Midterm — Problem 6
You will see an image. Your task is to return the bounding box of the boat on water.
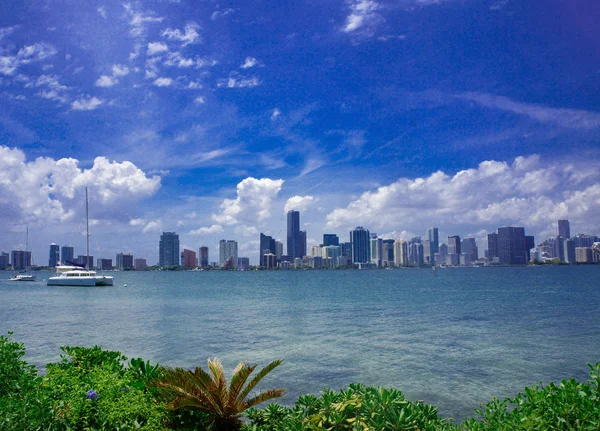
[10,226,36,282]
[47,188,113,287]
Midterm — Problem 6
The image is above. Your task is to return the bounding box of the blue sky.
[1,0,599,265]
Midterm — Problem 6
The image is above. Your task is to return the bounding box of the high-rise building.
[61,245,74,264]
[487,233,498,261]
[408,237,423,266]
[300,231,307,257]
[263,253,277,269]
[11,250,31,270]
[563,238,576,263]
[575,247,593,263]
[134,258,147,270]
[461,238,478,262]
[341,242,352,258]
[558,220,570,239]
[323,245,341,261]
[394,239,408,267]
[448,236,461,255]
[323,234,340,247]
[76,255,94,268]
[98,258,112,270]
[0,252,9,270]
[427,227,439,262]
[382,239,395,267]
[116,253,133,270]
[370,234,383,267]
[286,210,302,260]
[49,243,60,268]
[350,227,370,264]
[182,249,197,269]
[259,233,277,267]
[159,232,180,267]
[275,241,283,259]
[423,240,432,265]
[219,240,238,268]
[436,243,448,265]
[525,235,535,262]
[199,246,209,268]
[237,257,250,270]
[553,236,565,262]
[497,226,526,265]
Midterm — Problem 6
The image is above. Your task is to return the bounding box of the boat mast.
[86,187,90,271]
[25,225,29,271]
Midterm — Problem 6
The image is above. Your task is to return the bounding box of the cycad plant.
[153,358,285,431]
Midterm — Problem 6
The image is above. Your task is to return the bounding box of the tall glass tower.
[350,226,370,263]
[287,210,302,259]
[159,232,180,267]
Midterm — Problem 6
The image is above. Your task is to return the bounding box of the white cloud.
[284,195,315,213]
[124,3,163,38]
[152,77,172,87]
[0,25,19,41]
[189,224,224,235]
[95,75,117,87]
[325,155,600,243]
[112,64,129,77]
[271,108,281,120]
[210,8,235,21]
[0,42,57,76]
[300,158,325,176]
[71,96,103,111]
[161,23,201,46]
[129,218,146,226]
[212,177,284,225]
[187,81,202,89]
[240,56,258,69]
[147,42,169,56]
[97,6,107,18]
[342,0,382,34]
[217,75,261,89]
[194,96,205,104]
[143,220,162,233]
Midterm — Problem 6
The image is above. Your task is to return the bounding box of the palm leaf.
[228,362,257,407]
[241,388,287,410]
[237,359,284,404]
[155,367,223,415]
[208,358,228,413]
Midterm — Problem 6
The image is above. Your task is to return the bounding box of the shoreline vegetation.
[2,333,599,430]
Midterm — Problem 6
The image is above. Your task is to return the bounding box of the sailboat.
[10,226,36,282]
[47,188,114,287]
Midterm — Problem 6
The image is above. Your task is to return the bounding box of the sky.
[1,0,599,265]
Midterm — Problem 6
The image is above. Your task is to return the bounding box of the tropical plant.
[154,358,285,431]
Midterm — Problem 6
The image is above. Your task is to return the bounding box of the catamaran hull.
[47,276,113,286]
[10,276,37,282]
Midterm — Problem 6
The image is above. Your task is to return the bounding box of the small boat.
[10,273,36,282]
[47,188,113,287]
[10,226,36,282]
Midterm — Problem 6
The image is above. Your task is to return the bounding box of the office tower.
[394,239,408,267]
[448,236,461,255]
[275,241,283,259]
[558,220,570,239]
[553,236,565,262]
[436,243,448,265]
[423,240,431,265]
[237,257,250,270]
[487,233,498,261]
[182,249,197,268]
[460,253,472,266]
[497,227,526,265]
[11,250,30,270]
[563,238,576,263]
[116,253,133,270]
[159,232,180,267]
[350,227,370,263]
[370,234,383,267]
[408,238,424,266]
[427,227,439,260]
[61,245,74,264]
[524,235,535,262]
[341,242,352,258]
[461,238,478,262]
[219,240,238,268]
[286,210,302,260]
[259,233,277,267]
[134,258,147,270]
[382,239,395,267]
[262,253,277,269]
[575,247,592,263]
[311,245,322,257]
[323,234,340,247]
[323,245,341,260]
[98,258,112,270]
[76,255,94,268]
[199,246,209,268]
[49,243,60,268]
[300,231,307,257]
[0,252,9,270]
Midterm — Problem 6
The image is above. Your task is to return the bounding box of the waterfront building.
[370,234,383,267]
[382,239,395,267]
[287,210,303,260]
[497,227,527,265]
[49,243,60,268]
[116,253,133,270]
[294,257,302,268]
[311,256,323,269]
[558,219,570,239]
[98,258,112,270]
[0,252,9,270]
[553,236,566,262]
[394,239,408,267]
[437,243,448,265]
[575,247,593,263]
[259,233,277,267]
[219,239,238,268]
[460,253,471,266]
[563,238,576,263]
[525,235,535,262]
[199,246,209,268]
[61,245,74,264]
[11,250,31,270]
[275,241,283,259]
[572,234,598,248]
[134,258,147,270]
[350,227,370,264]
[427,227,439,262]
[408,237,423,266]
[341,242,352,258]
[311,245,322,257]
[323,245,341,261]
[446,253,459,266]
[159,232,180,267]
[280,261,292,270]
[300,231,307,257]
[237,257,250,270]
[182,249,197,269]
[448,236,461,255]
[323,234,340,247]
[461,238,478,262]
[423,240,432,265]
[76,255,94,268]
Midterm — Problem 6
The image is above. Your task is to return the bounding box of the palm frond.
[208,358,228,413]
[241,388,287,410]
[237,359,284,404]
[228,362,257,407]
[155,367,224,415]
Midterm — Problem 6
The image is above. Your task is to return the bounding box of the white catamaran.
[10,226,36,282]
[47,188,114,287]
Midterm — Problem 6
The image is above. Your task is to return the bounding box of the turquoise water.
[1,266,599,420]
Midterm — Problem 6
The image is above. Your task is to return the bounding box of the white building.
[219,240,238,268]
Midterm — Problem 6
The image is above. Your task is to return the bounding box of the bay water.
[1,266,599,421]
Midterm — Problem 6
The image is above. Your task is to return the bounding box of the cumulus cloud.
[240,57,259,69]
[97,6,107,18]
[112,64,129,77]
[123,3,163,38]
[194,96,205,104]
[342,0,382,35]
[143,220,162,233]
[0,146,162,226]
[210,8,235,21]
[0,42,57,76]
[217,74,261,89]
[212,177,284,225]
[325,155,600,242]
[71,96,103,111]
[152,77,172,87]
[161,23,200,46]
[271,108,280,120]
[189,224,224,235]
[95,75,117,87]
[284,195,315,213]
[147,42,169,56]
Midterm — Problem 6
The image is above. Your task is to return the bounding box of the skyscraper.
[116,253,133,270]
[287,210,302,260]
[0,252,9,270]
[427,227,439,261]
[219,240,238,268]
[134,258,147,270]
[323,234,340,247]
[382,239,395,267]
[487,233,498,261]
[159,232,180,267]
[275,241,283,259]
[408,237,423,266]
[558,220,570,239]
[199,246,209,268]
[497,227,526,265]
[461,238,478,261]
[350,227,370,264]
[49,243,60,268]
[182,249,197,268]
[524,235,535,262]
[300,231,307,257]
[370,234,383,267]
[448,236,461,255]
[259,233,277,267]
[394,239,408,267]
[11,250,31,270]
[61,245,74,264]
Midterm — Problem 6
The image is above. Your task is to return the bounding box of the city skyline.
[1,1,600,263]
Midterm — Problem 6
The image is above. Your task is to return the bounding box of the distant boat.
[47,188,114,287]
[10,226,36,282]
